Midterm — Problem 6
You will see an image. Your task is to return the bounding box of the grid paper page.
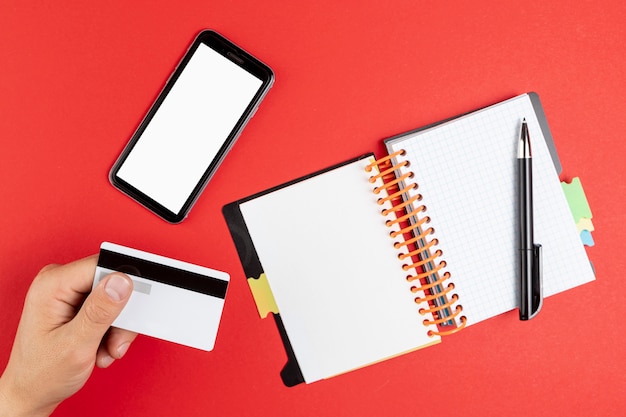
[387,94,595,325]
[240,157,440,383]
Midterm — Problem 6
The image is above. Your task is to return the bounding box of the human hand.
[0,255,137,417]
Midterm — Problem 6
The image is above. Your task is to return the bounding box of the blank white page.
[240,157,440,383]
[387,94,595,325]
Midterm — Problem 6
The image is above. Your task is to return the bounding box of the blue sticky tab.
[580,230,595,247]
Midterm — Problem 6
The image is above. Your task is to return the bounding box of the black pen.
[518,118,543,320]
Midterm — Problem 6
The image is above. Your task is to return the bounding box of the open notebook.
[223,93,595,385]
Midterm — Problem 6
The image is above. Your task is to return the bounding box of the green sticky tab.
[561,177,592,224]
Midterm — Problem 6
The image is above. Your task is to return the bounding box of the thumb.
[73,273,133,346]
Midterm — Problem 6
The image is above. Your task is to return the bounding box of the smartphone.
[110,30,274,223]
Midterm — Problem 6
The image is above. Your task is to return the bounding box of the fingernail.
[100,354,115,368]
[117,341,131,359]
[104,274,132,302]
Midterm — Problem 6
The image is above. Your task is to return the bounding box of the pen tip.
[518,118,531,158]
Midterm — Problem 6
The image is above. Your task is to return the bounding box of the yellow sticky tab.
[247,273,279,318]
[576,217,595,233]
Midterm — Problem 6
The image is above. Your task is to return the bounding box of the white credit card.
[93,242,229,351]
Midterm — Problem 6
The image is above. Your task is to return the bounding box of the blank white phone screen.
[116,43,263,214]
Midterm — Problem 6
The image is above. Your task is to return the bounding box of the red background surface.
[1,1,624,416]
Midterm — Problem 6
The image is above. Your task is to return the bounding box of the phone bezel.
[110,30,274,223]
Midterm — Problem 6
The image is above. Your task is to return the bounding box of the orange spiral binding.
[366,150,467,337]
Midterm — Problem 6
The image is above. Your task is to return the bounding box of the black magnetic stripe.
[97,249,227,299]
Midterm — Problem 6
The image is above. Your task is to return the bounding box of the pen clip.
[528,243,543,319]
